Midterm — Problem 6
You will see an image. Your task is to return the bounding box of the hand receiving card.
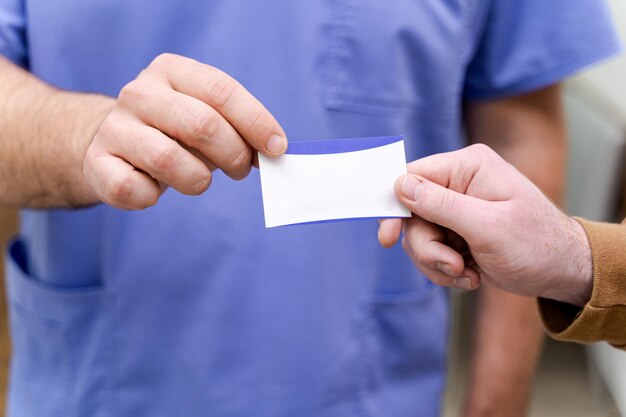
[259,135,411,228]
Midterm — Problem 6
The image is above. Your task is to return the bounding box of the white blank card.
[258,136,411,228]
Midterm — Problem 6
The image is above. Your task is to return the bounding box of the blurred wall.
[565,0,626,222]
[564,0,626,414]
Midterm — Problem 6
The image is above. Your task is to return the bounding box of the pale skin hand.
[0,54,286,209]
[84,53,287,209]
[460,86,563,417]
[378,144,594,307]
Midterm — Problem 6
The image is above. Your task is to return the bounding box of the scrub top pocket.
[359,283,449,417]
[5,239,112,417]
[322,0,467,121]
[8,304,72,417]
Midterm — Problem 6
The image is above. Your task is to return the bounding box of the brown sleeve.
[538,217,626,349]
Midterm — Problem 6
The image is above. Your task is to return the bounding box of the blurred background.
[0,1,625,417]
[445,0,626,415]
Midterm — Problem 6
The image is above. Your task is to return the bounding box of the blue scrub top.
[0,1,620,416]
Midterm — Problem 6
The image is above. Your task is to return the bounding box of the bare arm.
[0,53,286,210]
[0,57,113,208]
[461,85,566,417]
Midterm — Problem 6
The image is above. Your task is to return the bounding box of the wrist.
[0,59,114,208]
[48,91,114,207]
[568,218,594,305]
[542,216,593,306]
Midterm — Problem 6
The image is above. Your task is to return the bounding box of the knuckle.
[190,111,221,143]
[470,143,497,161]
[151,53,177,69]
[108,174,136,206]
[415,251,433,268]
[189,172,212,195]
[468,143,490,154]
[431,187,456,213]
[243,110,267,133]
[228,148,252,178]
[209,75,237,110]
[150,145,179,174]
[118,80,147,103]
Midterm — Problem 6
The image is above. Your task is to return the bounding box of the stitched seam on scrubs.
[464,45,623,100]
[457,0,479,115]
[324,0,354,105]
[353,303,372,417]
[325,90,456,122]
[77,294,115,417]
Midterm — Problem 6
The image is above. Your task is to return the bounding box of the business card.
[259,135,411,228]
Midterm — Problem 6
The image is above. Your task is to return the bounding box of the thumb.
[396,174,490,237]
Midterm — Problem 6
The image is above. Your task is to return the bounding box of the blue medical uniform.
[0,1,620,416]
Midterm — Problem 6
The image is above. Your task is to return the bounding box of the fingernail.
[436,262,454,276]
[453,277,472,290]
[266,134,287,155]
[402,175,423,202]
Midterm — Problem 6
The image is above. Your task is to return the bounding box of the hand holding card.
[258,136,411,228]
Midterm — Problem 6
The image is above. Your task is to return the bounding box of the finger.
[107,121,212,196]
[123,83,252,180]
[406,257,481,291]
[150,54,288,157]
[395,174,491,237]
[400,246,464,289]
[403,216,465,277]
[86,154,161,210]
[378,218,403,248]
[457,266,481,290]
[252,151,259,169]
[405,144,491,191]
[406,144,513,200]
[180,144,217,172]
[416,264,460,288]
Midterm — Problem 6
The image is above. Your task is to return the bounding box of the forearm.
[462,85,566,416]
[464,145,556,416]
[463,289,544,417]
[0,57,114,208]
[540,217,626,346]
